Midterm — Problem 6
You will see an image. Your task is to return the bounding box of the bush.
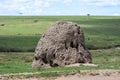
[33,20,39,22]
[0,24,5,26]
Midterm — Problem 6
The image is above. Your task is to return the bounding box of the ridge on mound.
[32,21,92,68]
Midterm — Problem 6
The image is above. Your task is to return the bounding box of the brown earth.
[7,75,120,80]
[1,70,120,80]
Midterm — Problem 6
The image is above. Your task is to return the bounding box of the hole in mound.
[50,60,53,66]
[65,42,68,49]
[53,54,55,57]
[52,63,59,67]
[70,41,79,50]
[42,57,48,64]
[70,41,74,48]
[41,54,48,64]
[35,56,39,60]
[76,43,79,51]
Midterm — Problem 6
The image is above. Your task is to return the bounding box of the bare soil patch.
[1,70,119,80]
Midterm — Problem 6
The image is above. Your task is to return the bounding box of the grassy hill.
[0,16,120,52]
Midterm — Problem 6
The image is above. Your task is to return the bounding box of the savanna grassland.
[0,16,120,77]
[0,16,120,51]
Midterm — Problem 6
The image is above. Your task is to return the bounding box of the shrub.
[33,20,39,22]
[0,24,5,26]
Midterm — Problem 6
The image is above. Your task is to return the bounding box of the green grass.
[0,48,120,75]
[0,36,40,52]
[0,16,120,51]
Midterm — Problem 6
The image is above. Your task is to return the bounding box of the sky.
[0,0,120,16]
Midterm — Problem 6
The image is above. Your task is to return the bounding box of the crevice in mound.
[76,43,79,51]
[70,41,79,51]
[65,42,68,49]
[52,63,59,67]
[42,57,48,64]
[70,41,74,48]
[41,53,48,64]
[35,56,39,60]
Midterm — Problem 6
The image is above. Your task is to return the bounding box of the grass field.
[0,48,120,75]
[0,16,120,51]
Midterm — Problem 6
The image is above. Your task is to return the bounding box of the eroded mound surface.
[32,21,92,68]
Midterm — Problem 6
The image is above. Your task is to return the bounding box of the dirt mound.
[32,21,92,68]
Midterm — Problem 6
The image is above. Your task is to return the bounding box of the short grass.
[0,48,120,75]
[0,36,40,52]
[0,16,120,51]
